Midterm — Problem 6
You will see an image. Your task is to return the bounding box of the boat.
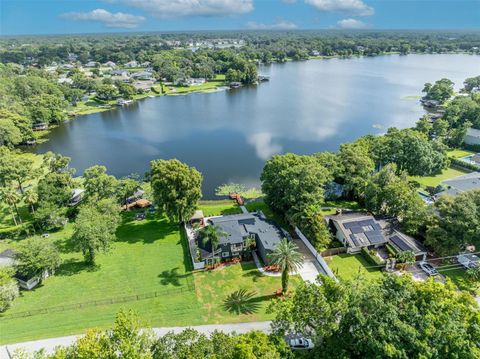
[117,99,134,106]
[258,75,270,82]
[229,82,242,89]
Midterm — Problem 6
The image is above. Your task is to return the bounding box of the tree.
[73,199,120,265]
[0,267,19,312]
[37,172,73,206]
[96,84,119,100]
[0,147,36,193]
[423,78,454,103]
[466,266,480,288]
[292,205,332,251]
[270,275,480,359]
[200,225,227,260]
[463,75,480,93]
[268,239,304,294]
[395,250,416,269]
[0,116,22,147]
[42,151,73,174]
[0,109,33,144]
[83,165,118,201]
[0,187,22,225]
[116,177,140,210]
[426,190,480,256]
[23,189,38,213]
[118,83,137,100]
[28,94,67,124]
[14,237,61,279]
[33,202,67,231]
[52,310,154,359]
[338,141,375,198]
[149,159,202,223]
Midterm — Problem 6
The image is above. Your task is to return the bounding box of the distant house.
[131,71,153,80]
[67,53,78,61]
[464,128,480,145]
[32,123,48,131]
[61,64,75,70]
[58,77,73,85]
[133,80,155,91]
[85,61,97,67]
[111,70,130,77]
[174,77,206,86]
[140,61,151,67]
[435,172,480,199]
[124,61,138,68]
[103,61,116,67]
[68,188,85,206]
[325,212,426,259]
[198,212,285,265]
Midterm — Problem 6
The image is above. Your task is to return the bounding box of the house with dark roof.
[464,127,480,145]
[435,172,480,199]
[198,212,285,265]
[325,212,427,259]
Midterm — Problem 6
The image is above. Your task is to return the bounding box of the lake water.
[35,54,480,198]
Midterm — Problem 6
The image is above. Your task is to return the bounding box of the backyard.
[409,166,470,188]
[325,253,383,281]
[0,201,291,344]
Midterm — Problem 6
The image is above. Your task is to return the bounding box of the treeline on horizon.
[1,30,480,66]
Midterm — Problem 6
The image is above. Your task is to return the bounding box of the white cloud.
[305,0,374,16]
[337,18,368,29]
[123,0,254,19]
[61,9,145,28]
[246,19,298,30]
[247,133,282,160]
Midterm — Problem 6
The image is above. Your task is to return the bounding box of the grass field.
[0,201,292,344]
[447,149,476,159]
[439,267,479,295]
[325,254,383,281]
[198,200,242,217]
[409,166,470,188]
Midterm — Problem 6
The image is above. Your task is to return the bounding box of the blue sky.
[1,0,479,35]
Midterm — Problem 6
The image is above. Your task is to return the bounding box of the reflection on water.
[36,54,480,198]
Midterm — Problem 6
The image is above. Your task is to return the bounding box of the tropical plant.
[0,187,21,225]
[223,289,259,315]
[268,239,304,294]
[395,250,416,269]
[23,189,38,214]
[200,225,227,259]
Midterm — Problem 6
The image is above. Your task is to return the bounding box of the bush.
[0,268,19,312]
[450,158,480,171]
[361,247,384,266]
[385,243,398,258]
[0,224,34,240]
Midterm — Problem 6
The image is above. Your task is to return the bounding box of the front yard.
[0,201,293,344]
[325,254,383,281]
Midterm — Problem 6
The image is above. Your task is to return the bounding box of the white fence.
[294,227,338,281]
[183,224,205,270]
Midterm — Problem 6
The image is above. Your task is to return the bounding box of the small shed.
[0,249,15,268]
[190,210,205,226]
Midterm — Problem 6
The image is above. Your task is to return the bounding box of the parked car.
[419,262,439,276]
[457,253,480,269]
[288,337,315,350]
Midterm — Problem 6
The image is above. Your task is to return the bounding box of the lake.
[35,54,480,198]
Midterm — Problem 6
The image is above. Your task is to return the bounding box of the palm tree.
[23,189,38,214]
[269,238,304,294]
[0,188,22,225]
[200,225,227,261]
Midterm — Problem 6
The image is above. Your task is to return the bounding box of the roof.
[191,210,204,221]
[389,231,427,255]
[208,213,284,249]
[466,127,480,138]
[441,172,480,195]
[327,213,388,249]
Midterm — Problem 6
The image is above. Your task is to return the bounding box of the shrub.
[0,268,19,312]
[450,158,480,171]
[361,247,384,266]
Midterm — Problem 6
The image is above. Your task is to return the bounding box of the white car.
[289,337,315,350]
[419,262,439,276]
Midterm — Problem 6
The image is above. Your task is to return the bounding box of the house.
[140,61,151,67]
[464,127,480,145]
[457,253,480,269]
[131,71,153,80]
[0,249,15,268]
[325,212,426,258]
[111,70,130,77]
[199,212,285,265]
[61,64,75,70]
[58,77,73,85]
[32,123,48,131]
[124,60,138,68]
[326,213,388,253]
[85,61,97,67]
[68,188,85,206]
[174,77,206,86]
[133,80,155,92]
[103,61,116,67]
[435,172,480,199]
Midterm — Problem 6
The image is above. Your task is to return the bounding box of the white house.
[464,128,480,145]
[124,61,138,68]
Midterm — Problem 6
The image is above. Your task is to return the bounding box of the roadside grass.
[439,268,479,295]
[325,254,383,281]
[447,149,476,159]
[193,262,300,323]
[409,166,470,189]
[198,200,242,217]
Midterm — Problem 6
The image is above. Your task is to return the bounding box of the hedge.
[450,158,479,172]
[0,223,33,240]
[463,143,480,152]
[361,247,385,266]
[385,243,399,258]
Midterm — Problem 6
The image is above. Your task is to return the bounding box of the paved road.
[0,321,271,358]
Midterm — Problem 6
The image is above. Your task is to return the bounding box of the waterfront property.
[198,212,286,265]
[464,127,480,145]
[435,172,480,199]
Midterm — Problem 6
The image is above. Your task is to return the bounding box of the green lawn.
[447,149,476,159]
[198,200,242,217]
[439,267,479,295]
[409,166,470,188]
[0,203,291,344]
[325,254,383,281]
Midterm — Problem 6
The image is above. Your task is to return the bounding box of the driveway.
[292,238,323,283]
[0,321,272,358]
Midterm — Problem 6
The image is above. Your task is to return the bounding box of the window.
[231,244,243,252]
[222,252,230,258]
